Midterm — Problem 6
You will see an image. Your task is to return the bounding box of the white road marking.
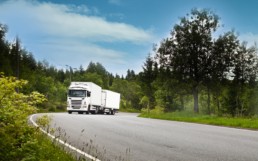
[29,114,101,161]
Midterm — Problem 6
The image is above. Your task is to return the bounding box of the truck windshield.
[68,90,86,97]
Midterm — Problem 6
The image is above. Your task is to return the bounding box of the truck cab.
[67,82,91,114]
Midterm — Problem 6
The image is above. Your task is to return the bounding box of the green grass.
[139,111,258,130]
[32,132,76,161]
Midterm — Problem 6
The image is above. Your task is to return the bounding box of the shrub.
[0,74,75,161]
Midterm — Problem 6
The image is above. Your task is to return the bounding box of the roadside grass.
[139,111,258,130]
[119,107,141,113]
[32,132,76,161]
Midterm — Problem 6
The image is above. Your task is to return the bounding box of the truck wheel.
[68,111,72,114]
[95,107,99,114]
[111,109,115,115]
[88,106,93,114]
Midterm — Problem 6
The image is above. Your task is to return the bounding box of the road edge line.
[29,114,101,161]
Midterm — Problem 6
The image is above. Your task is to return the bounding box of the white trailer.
[87,82,102,107]
[67,82,120,115]
[101,90,120,115]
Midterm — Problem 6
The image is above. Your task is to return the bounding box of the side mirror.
[87,92,91,97]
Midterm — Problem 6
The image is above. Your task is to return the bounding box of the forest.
[1,9,258,117]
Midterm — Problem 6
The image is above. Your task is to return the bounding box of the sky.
[0,0,258,76]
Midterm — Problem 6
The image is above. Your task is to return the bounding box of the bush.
[0,74,74,160]
[150,106,164,114]
[0,74,45,160]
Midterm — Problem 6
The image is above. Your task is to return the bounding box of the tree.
[79,65,84,74]
[8,36,22,81]
[0,24,8,41]
[230,43,258,116]
[86,62,107,76]
[111,78,142,110]
[196,31,240,114]
[139,54,158,108]
[82,72,103,86]
[209,31,240,114]
[126,69,136,81]
[0,74,46,160]
[85,62,110,88]
[157,9,220,113]
[0,24,12,75]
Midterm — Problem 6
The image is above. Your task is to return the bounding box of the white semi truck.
[67,82,120,115]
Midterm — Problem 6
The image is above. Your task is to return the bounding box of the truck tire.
[88,105,94,114]
[68,111,72,114]
[107,109,111,115]
[95,107,99,114]
[111,109,115,115]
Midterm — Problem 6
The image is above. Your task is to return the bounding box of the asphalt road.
[31,113,258,161]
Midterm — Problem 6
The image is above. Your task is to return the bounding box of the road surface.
[31,113,258,161]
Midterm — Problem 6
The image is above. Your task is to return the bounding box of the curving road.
[31,113,258,161]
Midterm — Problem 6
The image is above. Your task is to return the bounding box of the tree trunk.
[217,96,220,115]
[193,86,199,113]
[207,87,211,114]
[180,94,184,110]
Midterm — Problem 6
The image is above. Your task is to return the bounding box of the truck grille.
[71,100,82,109]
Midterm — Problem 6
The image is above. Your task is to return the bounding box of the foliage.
[139,53,158,108]
[0,74,76,161]
[155,9,258,116]
[157,9,220,113]
[36,115,53,132]
[110,78,142,110]
[140,96,150,109]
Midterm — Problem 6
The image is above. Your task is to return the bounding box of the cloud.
[0,0,153,43]
[35,40,127,67]
[0,0,154,75]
